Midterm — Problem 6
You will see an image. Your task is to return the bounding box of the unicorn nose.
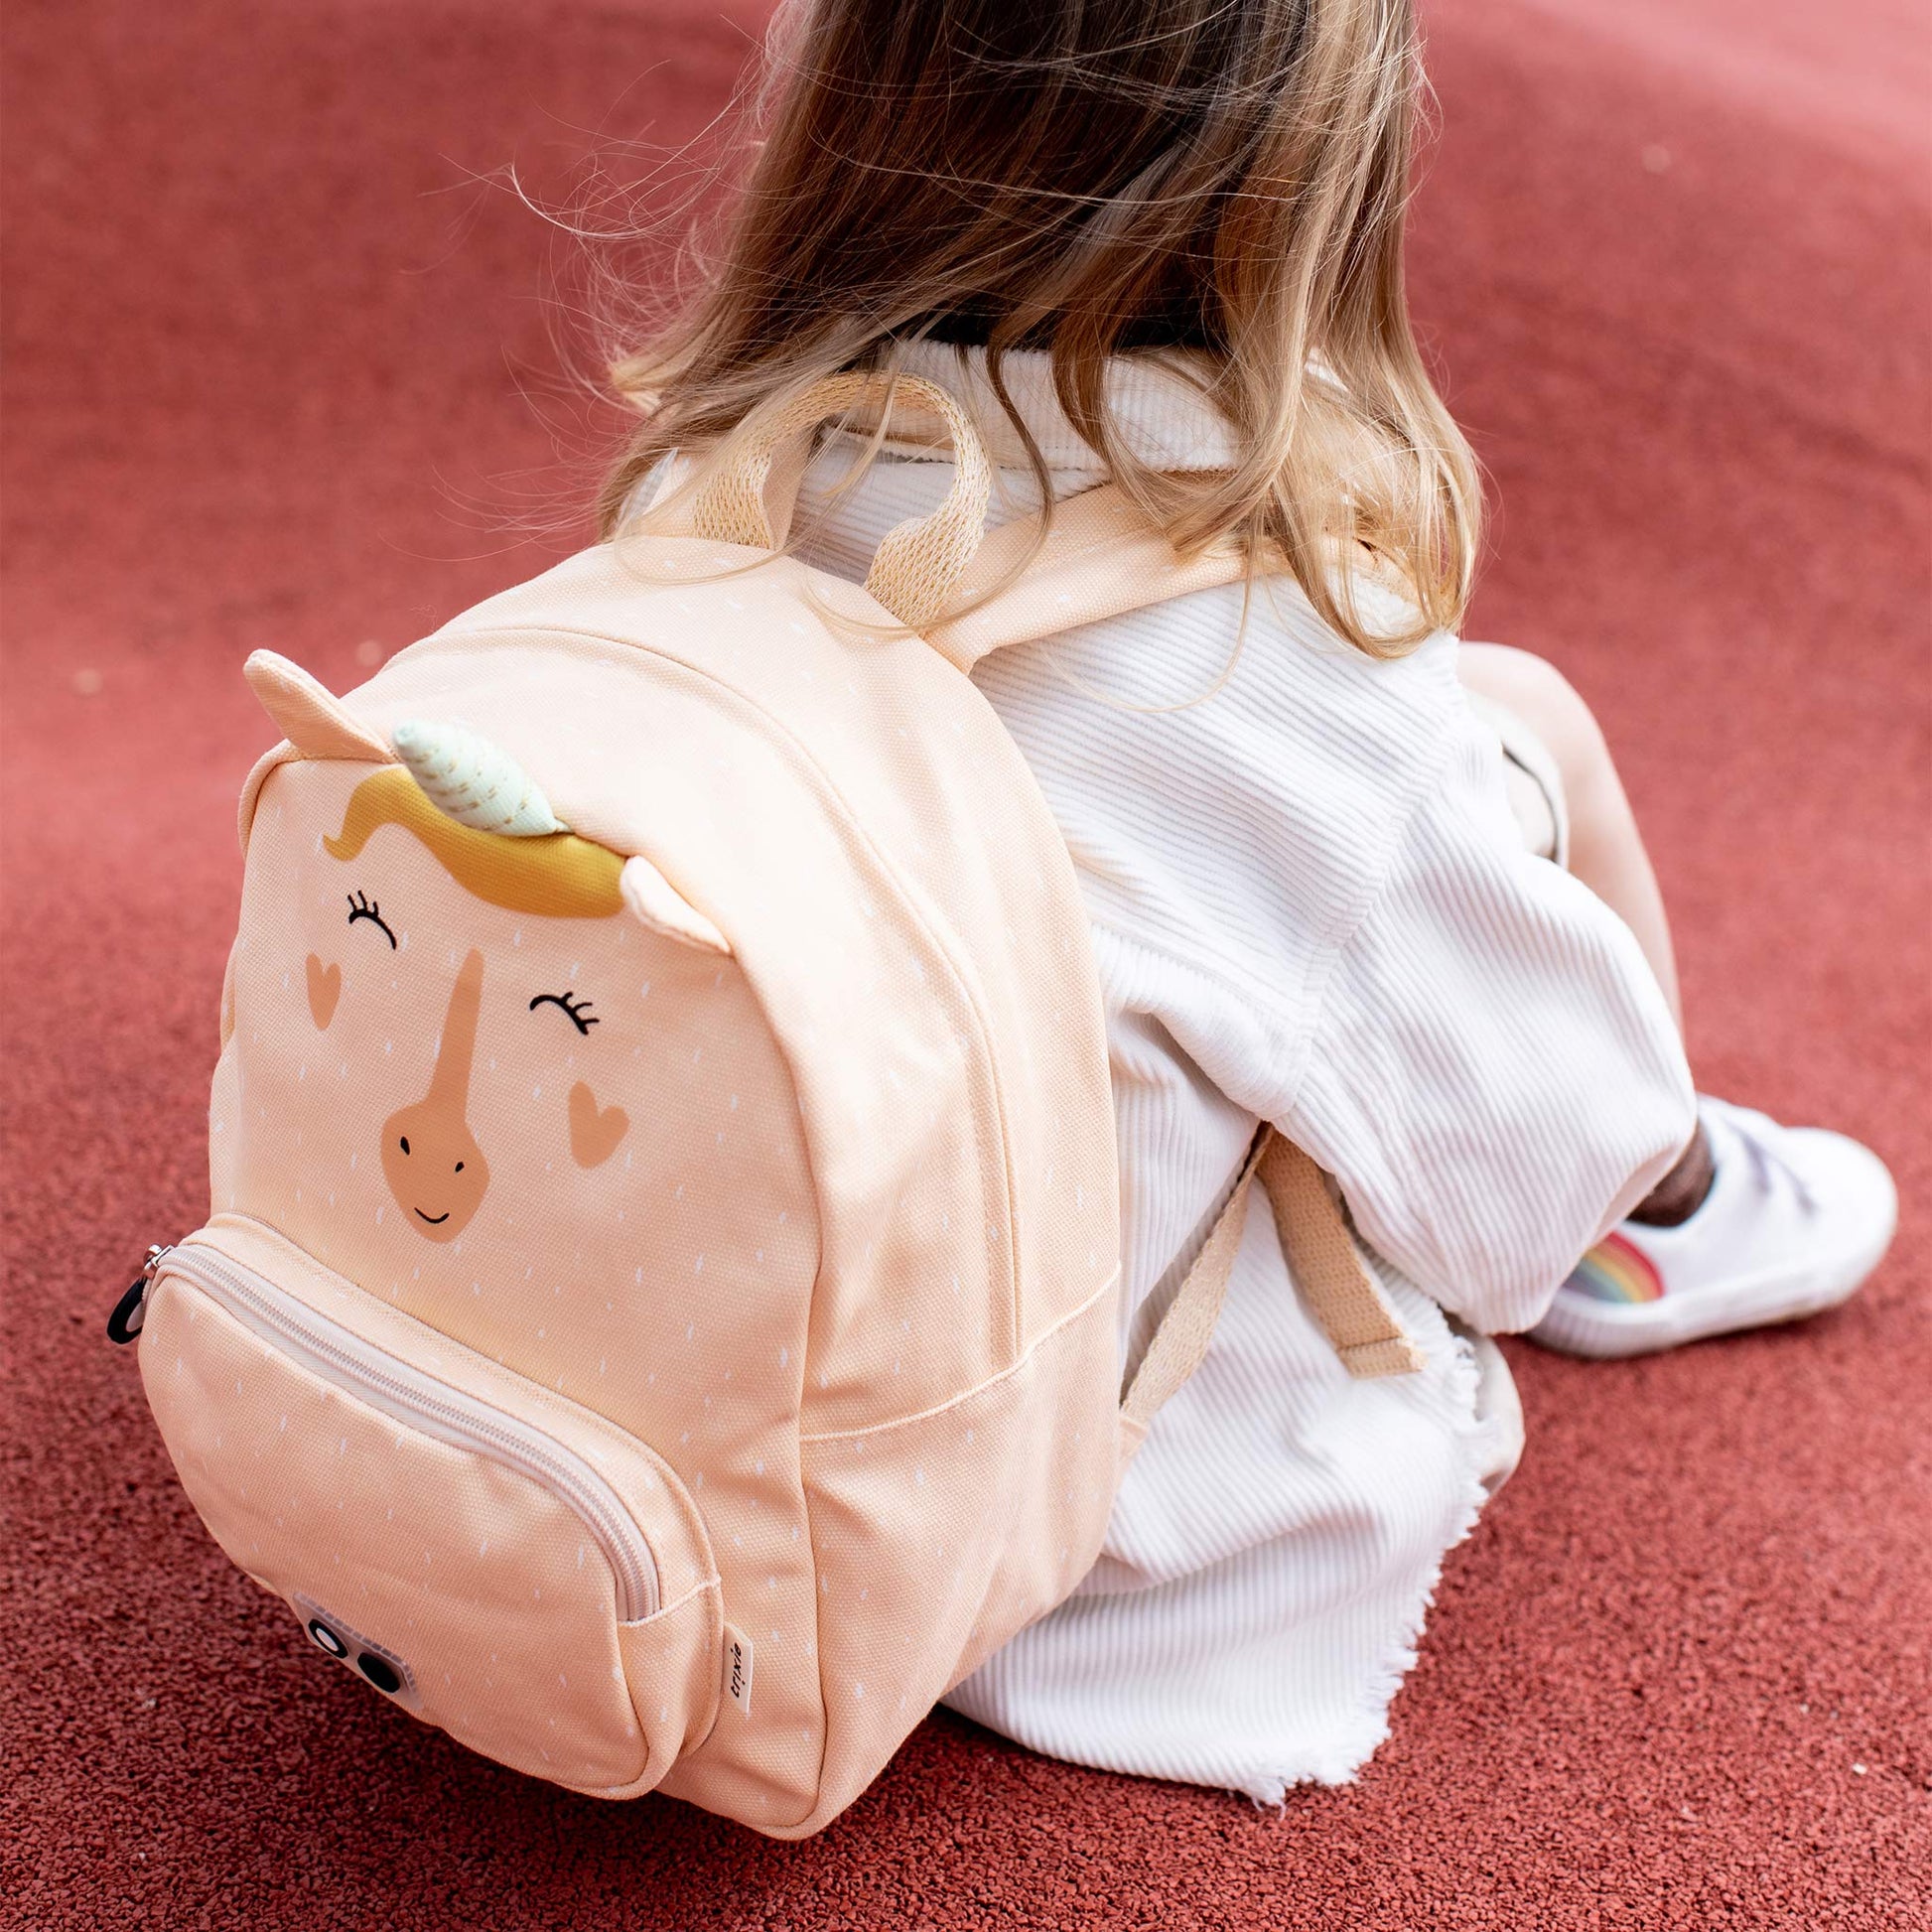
[381,949,490,1243]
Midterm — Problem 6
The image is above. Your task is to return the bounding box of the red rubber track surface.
[3,2,1927,1925]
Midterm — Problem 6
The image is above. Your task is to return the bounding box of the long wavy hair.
[596,0,1480,656]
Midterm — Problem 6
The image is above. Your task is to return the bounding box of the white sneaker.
[1530,1097,1897,1359]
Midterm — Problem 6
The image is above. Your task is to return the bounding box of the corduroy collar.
[862,342,1240,478]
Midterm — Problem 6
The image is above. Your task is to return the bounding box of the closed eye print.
[346,891,397,949]
[529,991,598,1035]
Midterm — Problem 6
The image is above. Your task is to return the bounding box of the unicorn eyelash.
[345,891,396,949]
[529,991,598,1035]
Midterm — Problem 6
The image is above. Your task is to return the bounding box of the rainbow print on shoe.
[1530,1096,1897,1359]
[1564,1232,1665,1305]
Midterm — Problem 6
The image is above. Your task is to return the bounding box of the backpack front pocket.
[138,1222,720,1795]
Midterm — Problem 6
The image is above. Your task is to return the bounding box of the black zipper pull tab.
[107,1244,172,1345]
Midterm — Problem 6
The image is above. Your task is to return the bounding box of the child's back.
[781,344,1688,1795]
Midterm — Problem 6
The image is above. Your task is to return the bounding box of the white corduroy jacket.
[782,344,1691,1799]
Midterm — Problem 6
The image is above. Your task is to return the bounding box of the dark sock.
[1629,1120,1716,1226]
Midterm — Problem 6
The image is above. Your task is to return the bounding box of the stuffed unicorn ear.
[244,650,393,763]
[390,719,566,837]
[621,855,731,955]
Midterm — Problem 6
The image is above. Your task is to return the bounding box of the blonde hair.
[326,768,623,919]
[596,0,1479,657]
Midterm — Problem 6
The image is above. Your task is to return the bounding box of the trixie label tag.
[723,1622,754,1717]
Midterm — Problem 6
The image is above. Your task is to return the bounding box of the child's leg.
[1458,642,1682,1031]
[1457,642,1896,1354]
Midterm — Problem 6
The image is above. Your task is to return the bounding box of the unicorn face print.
[311,750,655,1244]
[212,667,734,1282]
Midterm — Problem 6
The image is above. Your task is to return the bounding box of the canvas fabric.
[131,374,1419,1837]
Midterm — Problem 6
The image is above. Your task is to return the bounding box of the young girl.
[601,0,1897,1799]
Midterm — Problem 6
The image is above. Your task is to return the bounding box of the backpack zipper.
[149,1241,660,1620]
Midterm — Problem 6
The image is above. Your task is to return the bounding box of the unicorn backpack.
[108,375,1419,1835]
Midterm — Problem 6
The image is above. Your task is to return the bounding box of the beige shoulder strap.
[936,489,1424,1429]
[1122,1129,1425,1442]
[1252,1134,1428,1380]
[924,483,1256,673]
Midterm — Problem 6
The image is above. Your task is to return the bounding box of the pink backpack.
[111,376,1419,1835]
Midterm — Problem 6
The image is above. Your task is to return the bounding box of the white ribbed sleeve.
[1286,708,1693,1334]
[970,579,1693,1340]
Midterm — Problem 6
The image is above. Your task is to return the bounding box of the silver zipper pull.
[107,1244,173,1345]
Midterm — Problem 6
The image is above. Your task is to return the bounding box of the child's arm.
[1278,702,1697,1336]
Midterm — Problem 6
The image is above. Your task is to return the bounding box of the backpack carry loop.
[675,371,994,630]
[667,373,1255,648]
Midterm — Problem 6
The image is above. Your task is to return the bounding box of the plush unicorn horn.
[391,720,566,837]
